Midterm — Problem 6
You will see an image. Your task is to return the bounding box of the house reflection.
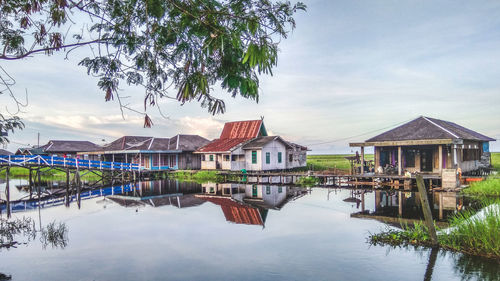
[107,179,205,209]
[197,183,307,227]
[350,190,472,227]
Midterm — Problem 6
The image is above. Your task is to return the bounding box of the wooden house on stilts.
[80,135,209,170]
[349,116,495,180]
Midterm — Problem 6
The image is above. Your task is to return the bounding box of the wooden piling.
[415,174,438,246]
[6,167,10,218]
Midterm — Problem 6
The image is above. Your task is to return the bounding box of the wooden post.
[360,146,365,174]
[438,145,443,174]
[415,174,438,246]
[29,168,33,198]
[398,146,402,176]
[6,167,10,218]
[65,168,70,207]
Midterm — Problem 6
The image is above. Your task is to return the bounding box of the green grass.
[369,199,500,259]
[171,170,222,183]
[491,152,500,173]
[297,176,320,186]
[463,178,500,197]
[0,166,102,181]
[307,154,374,172]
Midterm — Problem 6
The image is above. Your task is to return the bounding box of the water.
[0,179,498,281]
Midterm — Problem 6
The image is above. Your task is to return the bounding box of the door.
[420,149,433,172]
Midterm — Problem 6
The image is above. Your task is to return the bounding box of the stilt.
[6,167,10,218]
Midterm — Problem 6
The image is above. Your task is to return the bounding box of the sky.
[2,0,500,154]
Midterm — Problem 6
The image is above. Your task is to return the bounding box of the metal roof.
[242,136,292,150]
[196,120,265,153]
[219,120,263,139]
[0,149,13,155]
[41,140,101,153]
[365,116,495,142]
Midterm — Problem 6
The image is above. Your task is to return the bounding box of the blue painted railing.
[0,155,140,171]
[0,182,139,213]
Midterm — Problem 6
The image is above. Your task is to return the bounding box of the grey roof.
[242,136,292,150]
[15,147,47,155]
[366,116,496,142]
[99,134,209,152]
[41,140,101,153]
[0,149,13,155]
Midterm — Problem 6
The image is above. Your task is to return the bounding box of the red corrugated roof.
[196,138,251,153]
[201,196,264,226]
[196,120,263,152]
[220,120,262,139]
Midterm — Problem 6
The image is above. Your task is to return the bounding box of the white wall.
[201,153,217,169]
[261,140,287,170]
[245,149,262,171]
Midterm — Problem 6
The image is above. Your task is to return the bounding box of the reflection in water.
[0,217,68,250]
[197,183,308,227]
[451,252,500,281]
[0,178,498,280]
[350,190,478,228]
[107,179,205,209]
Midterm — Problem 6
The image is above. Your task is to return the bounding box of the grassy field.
[492,152,500,173]
[463,178,500,197]
[307,154,374,172]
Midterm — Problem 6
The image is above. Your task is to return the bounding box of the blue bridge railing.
[0,155,140,171]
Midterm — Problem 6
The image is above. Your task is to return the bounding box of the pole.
[415,174,438,246]
[6,167,11,218]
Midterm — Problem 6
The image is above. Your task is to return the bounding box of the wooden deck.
[213,170,443,189]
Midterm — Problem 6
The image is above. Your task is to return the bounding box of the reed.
[369,200,500,259]
[463,178,500,197]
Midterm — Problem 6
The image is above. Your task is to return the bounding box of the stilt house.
[81,134,209,170]
[349,116,495,176]
[195,119,308,171]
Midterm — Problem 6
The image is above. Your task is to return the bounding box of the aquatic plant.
[369,201,500,259]
[171,171,222,183]
[0,217,36,248]
[297,176,319,186]
[0,217,69,250]
[40,221,68,249]
[463,178,500,197]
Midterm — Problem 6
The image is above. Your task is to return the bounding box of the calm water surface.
[0,179,498,281]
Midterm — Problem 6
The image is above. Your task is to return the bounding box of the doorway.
[420,149,433,172]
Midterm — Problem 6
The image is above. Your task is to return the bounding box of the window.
[289,154,293,162]
[278,187,282,193]
[252,151,257,164]
[266,186,271,195]
[266,152,270,164]
[404,150,416,168]
[224,155,230,161]
[278,152,282,163]
[252,185,258,197]
[231,155,237,161]
[209,154,214,161]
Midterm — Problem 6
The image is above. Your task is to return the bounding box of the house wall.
[201,153,217,169]
[245,149,262,171]
[262,140,287,170]
[221,153,232,170]
[244,140,287,171]
[286,149,307,169]
[177,153,202,170]
[231,154,246,171]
